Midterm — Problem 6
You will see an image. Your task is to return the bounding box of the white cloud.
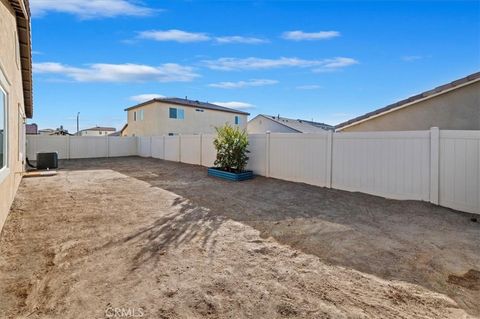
[203,57,358,72]
[215,36,267,44]
[129,94,165,103]
[30,0,155,19]
[138,30,210,43]
[282,30,340,41]
[401,55,423,62]
[33,62,199,82]
[209,79,278,89]
[296,84,322,90]
[313,57,358,72]
[212,101,255,109]
[137,30,267,44]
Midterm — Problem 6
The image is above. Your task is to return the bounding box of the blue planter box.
[208,167,254,181]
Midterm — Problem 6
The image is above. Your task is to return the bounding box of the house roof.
[8,0,33,118]
[108,124,128,136]
[254,114,334,133]
[124,97,250,115]
[81,126,116,132]
[25,123,37,134]
[336,71,480,130]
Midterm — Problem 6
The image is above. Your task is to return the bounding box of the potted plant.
[208,124,253,181]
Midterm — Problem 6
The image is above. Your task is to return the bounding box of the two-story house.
[124,97,249,136]
[78,126,116,136]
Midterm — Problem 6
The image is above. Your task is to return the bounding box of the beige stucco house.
[0,0,33,231]
[124,97,249,136]
[248,114,333,133]
[336,72,480,132]
[78,126,116,137]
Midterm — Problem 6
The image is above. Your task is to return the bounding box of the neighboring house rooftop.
[9,0,33,118]
[80,126,116,132]
[336,71,480,130]
[39,126,71,136]
[109,124,127,136]
[26,123,37,134]
[255,114,334,133]
[124,97,250,115]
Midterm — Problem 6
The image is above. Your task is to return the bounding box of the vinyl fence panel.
[247,134,267,176]
[332,131,431,201]
[151,136,165,159]
[180,135,201,165]
[439,130,480,214]
[164,136,180,162]
[108,137,137,157]
[201,134,216,167]
[137,136,151,157]
[69,136,108,159]
[269,133,330,187]
[27,135,69,159]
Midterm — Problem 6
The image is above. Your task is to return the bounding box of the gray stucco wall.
[247,116,298,133]
[341,81,480,132]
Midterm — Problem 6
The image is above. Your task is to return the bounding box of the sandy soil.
[0,157,479,319]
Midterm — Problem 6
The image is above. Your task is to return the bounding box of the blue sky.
[30,0,480,132]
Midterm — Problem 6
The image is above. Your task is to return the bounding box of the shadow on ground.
[61,157,480,315]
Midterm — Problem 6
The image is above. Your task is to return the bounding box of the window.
[177,108,185,119]
[235,116,240,125]
[133,111,137,121]
[169,108,177,119]
[169,107,184,120]
[139,110,144,121]
[0,84,7,172]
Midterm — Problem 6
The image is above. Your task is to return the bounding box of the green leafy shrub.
[213,124,249,172]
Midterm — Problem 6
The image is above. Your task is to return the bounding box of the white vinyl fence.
[26,135,137,159]
[27,128,480,214]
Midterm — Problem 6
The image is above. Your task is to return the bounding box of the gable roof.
[254,114,334,133]
[336,71,480,130]
[9,0,33,118]
[124,97,250,115]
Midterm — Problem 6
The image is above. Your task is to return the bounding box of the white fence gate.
[27,129,480,214]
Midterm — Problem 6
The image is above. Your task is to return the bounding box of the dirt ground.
[0,157,479,319]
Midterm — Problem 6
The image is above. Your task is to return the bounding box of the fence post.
[66,134,70,160]
[106,135,110,158]
[326,131,333,188]
[149,136,152,158]
[430,127,440,205]
[162,135,166,160]
[178,134,182,162]
[199,134,203,166]
[265,131,271,177]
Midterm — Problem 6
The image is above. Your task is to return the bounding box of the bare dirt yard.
[0,157,479,319]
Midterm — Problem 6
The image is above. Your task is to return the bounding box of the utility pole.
[76,112,80,136]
